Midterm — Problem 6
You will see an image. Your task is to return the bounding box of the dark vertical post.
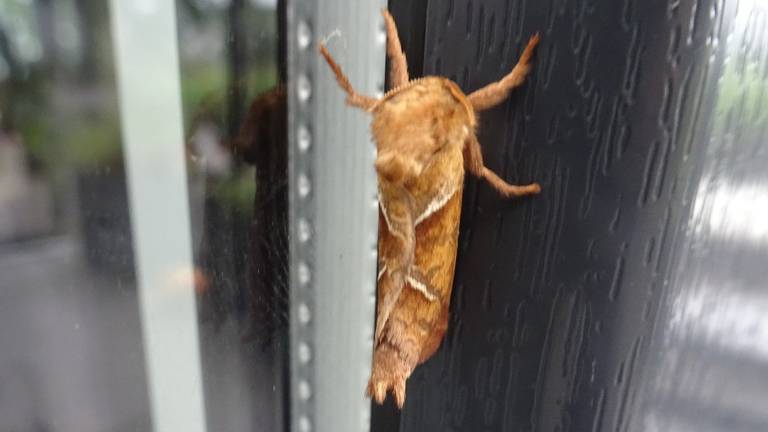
[374,1,747,431]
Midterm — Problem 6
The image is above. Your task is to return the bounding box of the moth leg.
[464,135,541,197]
[481,168,541,197]
[319,44,378,110]
[467,34,540,112]
[382,9,409,88]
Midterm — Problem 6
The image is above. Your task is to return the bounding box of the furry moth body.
[319,10,541,408]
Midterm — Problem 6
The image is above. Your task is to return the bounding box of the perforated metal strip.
[287,3,385,432]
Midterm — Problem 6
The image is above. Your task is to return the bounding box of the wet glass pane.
[0,1,151,430]
[0,1,287,431]
[176,0,287,430]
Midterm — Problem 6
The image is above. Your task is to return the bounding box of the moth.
[319,10,541,408]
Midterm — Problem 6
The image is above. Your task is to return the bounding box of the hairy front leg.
[467,34,540,111]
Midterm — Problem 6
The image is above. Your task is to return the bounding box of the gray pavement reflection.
[0,237,151,432]
[0,235,279,432]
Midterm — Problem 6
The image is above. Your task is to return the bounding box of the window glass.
[0,1,287,431]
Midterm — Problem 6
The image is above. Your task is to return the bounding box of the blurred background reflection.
[632,1,768,431]
[0,0,286,431]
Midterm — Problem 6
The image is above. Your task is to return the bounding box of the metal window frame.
[287,2,385,432]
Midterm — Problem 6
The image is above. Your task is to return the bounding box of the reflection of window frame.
[110,2,206,431]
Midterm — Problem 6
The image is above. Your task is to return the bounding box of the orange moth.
[319,9,541,408]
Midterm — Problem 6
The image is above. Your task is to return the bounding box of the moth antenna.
[320,28,342,45]
[318,43,379,111]
[467,33,540,112]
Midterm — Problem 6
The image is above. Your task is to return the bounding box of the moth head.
[375,151,423,185]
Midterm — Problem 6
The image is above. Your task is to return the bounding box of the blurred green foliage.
[715,59,768,134]
[0,0,278,211]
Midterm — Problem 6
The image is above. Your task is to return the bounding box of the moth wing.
[374,276,403,344]
[374,212,405,343]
